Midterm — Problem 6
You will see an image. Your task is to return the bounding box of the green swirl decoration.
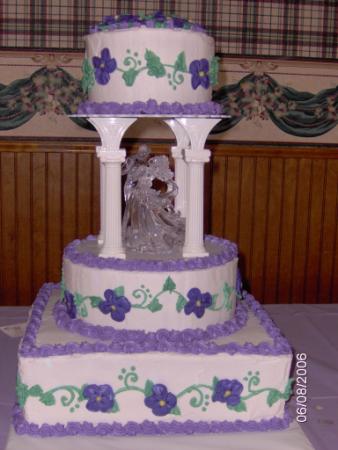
[89,48,217,91]
[66,276,234,317]
[17,368,294,416]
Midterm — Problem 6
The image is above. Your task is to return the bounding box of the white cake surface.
[85,27,215,104]
[17,288,293,429]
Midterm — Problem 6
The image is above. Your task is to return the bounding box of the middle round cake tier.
[61,235,239,337]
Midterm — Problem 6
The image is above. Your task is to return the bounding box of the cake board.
[5,421,314,450]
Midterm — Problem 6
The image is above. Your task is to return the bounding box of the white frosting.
[85,27,214,104]
[63,241,238,331]
[19,291,292,427]
[37,290,267,347]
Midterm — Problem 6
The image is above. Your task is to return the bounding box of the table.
[1,303,337,450]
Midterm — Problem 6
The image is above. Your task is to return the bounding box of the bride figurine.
[122,145,185,256]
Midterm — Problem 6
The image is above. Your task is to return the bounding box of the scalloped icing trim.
[77,99,222,115]
[63,235,238,272]
[13,403,292,437]
[19,283,292,357]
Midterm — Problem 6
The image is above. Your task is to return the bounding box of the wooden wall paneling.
[304,160,326,303]
[319,160,338,303]
[250,157,269,301]
[62,152,77,248]
[31,152,47,301]
[262,158,283,303]
[77,152,93,237]
[290,159,311,303]
[223,156,241,244]
[46,152,62,284]
[0,152,16,305]
[210,155,226,237]
[16,152,32,306]
[276,158,298,304]
[237,157,255,292]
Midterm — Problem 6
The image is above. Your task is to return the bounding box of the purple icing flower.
[184,288,212,318]
[83,384,115,412]
[189,59,210,90]
[212,379,243,406]
[63,290,76,319]
[92,48,117,85]
[98,289,131,322]
[144,384,177,416]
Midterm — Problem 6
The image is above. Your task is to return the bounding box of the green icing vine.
[17,369,293,416]
[82,49,218,92]
[66,276,234,318]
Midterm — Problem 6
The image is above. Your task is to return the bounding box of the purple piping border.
[64,235,238,272]
[19,283,292,357]
[77,99,223,116]
[13,403,292,437]
[53,295,247,346]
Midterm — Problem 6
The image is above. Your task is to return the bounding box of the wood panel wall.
[0,140,337,306]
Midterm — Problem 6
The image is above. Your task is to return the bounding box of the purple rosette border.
[77,99,223,116]
[52,294,248,348]
[19,283,292,357]
[63,235,238,273]
[13,403,292,437]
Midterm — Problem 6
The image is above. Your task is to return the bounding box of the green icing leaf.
[267,389,282,407]
[16,378,29,407]
[122,68,139,86]
[147,298,163,313]
[145,50,166,78]
[79,305,88,318]
[163,276,176,293]
[81,58,95,93]
[114,286,125,297]
[89,296,102,308]
[144,379,154,397]
[73,292,83,307]
[79,385,87,401]
[28,385,43,397]
[211,294,219,308]
[227,399,247,412]
[212,377,219,389]
[209,56,219,86]
[176,294,187,313]
[174,51,187,73]
[111,401,120,413]
[282,378,294,400]
[40,392,56,406]
[171,405,181,416]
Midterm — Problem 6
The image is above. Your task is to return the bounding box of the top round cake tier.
[81,23,219,110]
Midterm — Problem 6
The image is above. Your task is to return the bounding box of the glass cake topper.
[122,145,185,256]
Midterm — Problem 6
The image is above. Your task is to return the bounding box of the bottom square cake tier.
[14,283,293,437]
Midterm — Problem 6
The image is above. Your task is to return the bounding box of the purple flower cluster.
[212,379,243,406]
[63,290,76,319]
[184,287,212,318]
[83,384,115,412]
[144,384,177,416]
[98,289,131,322]
[90,12,206,34]
[189,59,210,90]
[77,99,223,115]
[92,48,117,85]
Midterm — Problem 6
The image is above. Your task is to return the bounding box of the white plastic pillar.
[88,117,137,258]
[164,119,190,217]
[96,147,126,257]
[176,118,222,258]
